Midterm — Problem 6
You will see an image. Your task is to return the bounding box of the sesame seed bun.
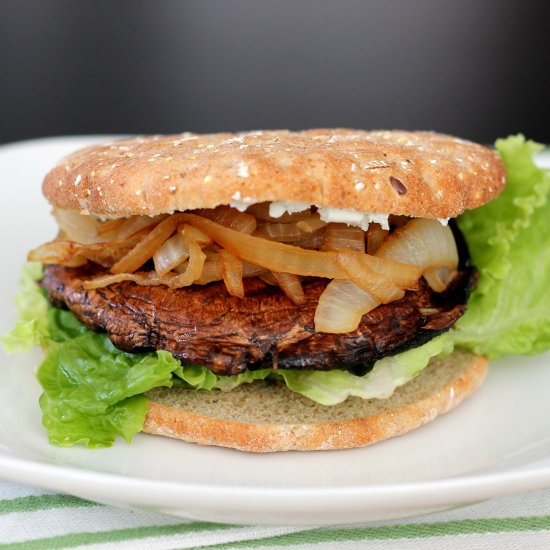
[43,129,505,219]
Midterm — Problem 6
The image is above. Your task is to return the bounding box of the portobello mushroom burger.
[21,129,509,451]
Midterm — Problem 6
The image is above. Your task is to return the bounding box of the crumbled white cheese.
[318,207,390,230]
[268,201,310,218]
[229,192,256,211]
[268,201,389,230]
[231,199,451,229]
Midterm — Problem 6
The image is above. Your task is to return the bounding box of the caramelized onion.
[295,214,326,234]
[423,266,458,292]
[28,241,88,267]
[194,254,223,284]
[166,225,207,287]
[322,223,365,253]
[96,218,126,237]
[314,279,379,333]
[52,209,103,245]
[272,272,306,305]
[377,219,459,282]
[153,233,189,276]
[28,231,146,268]
[336,251,405,303]
[178,213,347,279]
[219,249,244,298]
[111,214,186,274]
[84,270,167,289]
[338,251,421,291]
[196,206,257,234]
[366,223,389,254]
[110,214,167,241]
[254,223,303,242]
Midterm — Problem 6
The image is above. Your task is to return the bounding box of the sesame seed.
[168,186,177,192]
[351,163,357,172]
[74,174,82,186]
[136,189,142,196]
[85,189,91,196]
[203,175,213,183]
[91,171,96,177]
[162,175,171,180]
[374,183,381,190]
[354,181,365,191]
[58,179,63,187]
[429,159,437,165]
[237,161,249,178]
[457,172,464,180]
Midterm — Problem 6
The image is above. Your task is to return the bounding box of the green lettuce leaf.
[455,136,550,358]
[276,334,454,405]
[38,331,181,447]
[0,263,51,353]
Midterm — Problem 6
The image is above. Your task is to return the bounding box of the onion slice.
[219,249,244,298]
[196,206,257,234]
[367,223,389,254]
[178,213,347,279]
[84,271,167,289]
[153,233,190,276]
[423,266,458,292]
[165,225,207,287]
[28,241,88,267]
[272,272,306,305]
[111,214,186,274]
[377,219,458,272]
[335,251,405,303]
[110,214,167,241]
[254,223,303,242]
[52,209,103,245]
[314,279,380,333]
[322,223,365,253]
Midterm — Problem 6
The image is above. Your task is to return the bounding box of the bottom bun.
[143,349,487,452]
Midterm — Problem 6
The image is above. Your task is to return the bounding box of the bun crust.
[143,349,487,452]
[44,130,505,218]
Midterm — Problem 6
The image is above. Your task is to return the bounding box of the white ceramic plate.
[1,137,550,526]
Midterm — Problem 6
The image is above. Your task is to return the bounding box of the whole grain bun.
[44,130,505,219]
[143,349,487,452]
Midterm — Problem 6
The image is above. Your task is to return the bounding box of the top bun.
[43,129,505,218]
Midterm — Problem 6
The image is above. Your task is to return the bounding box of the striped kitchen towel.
[2,481,550,549]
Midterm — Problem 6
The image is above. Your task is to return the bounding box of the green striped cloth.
[2,482,550,549]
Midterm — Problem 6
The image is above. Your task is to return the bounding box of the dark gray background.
[1,0,548,144]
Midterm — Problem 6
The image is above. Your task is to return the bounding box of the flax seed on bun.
[43,129,505,219]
